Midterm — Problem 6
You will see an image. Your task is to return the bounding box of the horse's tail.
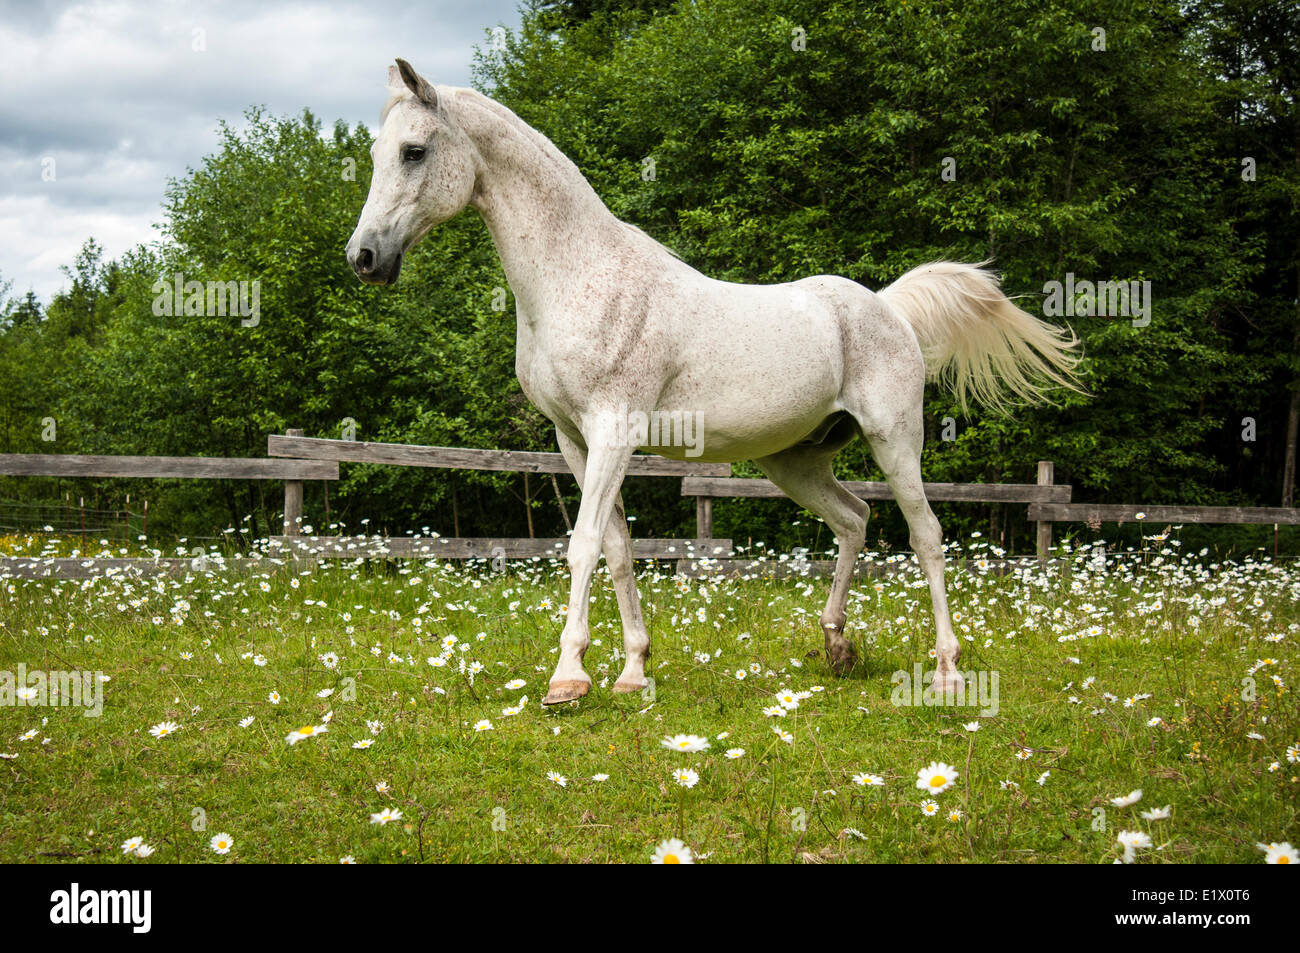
[878,261,1086,413]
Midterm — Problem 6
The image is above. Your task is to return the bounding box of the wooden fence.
[4,436,1299,579]
[266,429,732,560]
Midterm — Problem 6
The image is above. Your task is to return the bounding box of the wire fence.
[0,499,143,538]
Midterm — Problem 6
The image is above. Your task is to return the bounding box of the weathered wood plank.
[0,557,213,579]
[676,556,1052,579]
[683,476,1071,503]
[1028,503,1300,525]
[1036,460,1055,563]
[268,435,730,477]
[0,454,338,481]
[269,536,734,559]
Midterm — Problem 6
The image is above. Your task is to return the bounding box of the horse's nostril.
[356,248,375,273]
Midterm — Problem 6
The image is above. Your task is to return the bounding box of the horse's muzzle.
[349,245,403,286]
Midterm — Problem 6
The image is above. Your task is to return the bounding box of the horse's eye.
[402,146,426,163]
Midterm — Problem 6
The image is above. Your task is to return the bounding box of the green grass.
[0,536,1296,863]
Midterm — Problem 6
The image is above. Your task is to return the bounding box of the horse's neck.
[455,91,622,316]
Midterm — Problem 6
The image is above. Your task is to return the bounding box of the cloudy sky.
[0,0,526,303]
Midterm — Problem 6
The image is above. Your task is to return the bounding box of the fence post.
[696,495,713,545]
[1036,460,1054,565]
[283,428,304,537]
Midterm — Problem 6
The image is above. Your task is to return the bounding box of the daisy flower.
[369,808,402,826]
[661,734,710,753]
[238,716,255,728]
[651,838,694,864]
[915,761,959,795]
[852,772,885,787]
[474,719,494,732]
[1139,805,1171,821]
[209,832,234,854]
[920,799,940,817]
[1110,789,1143,808]
[352,738,374,749]
[724,748,745,759]
[947,809,964,823]
[285,724,327,745]
[547,770,568,788]
[149,721,180,739]
[1260,842,1298,864]
[592,773,609,782]
[1116,830,1151,864]
[673,767,700,788]
[505,679,526,690]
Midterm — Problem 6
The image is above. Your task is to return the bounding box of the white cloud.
[0,0,523,302]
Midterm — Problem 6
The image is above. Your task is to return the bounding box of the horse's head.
[346,59,478,285]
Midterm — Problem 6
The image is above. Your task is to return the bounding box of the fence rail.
[268,535,732,560]
[1027,503,1300,526]
[0,454,337,481]
[267,434,729,477]
[5,438,1298,580]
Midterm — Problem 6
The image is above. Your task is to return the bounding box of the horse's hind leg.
[864,427,964,697]
[752,446,868,673]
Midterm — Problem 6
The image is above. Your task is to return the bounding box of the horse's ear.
[395,58,438,108]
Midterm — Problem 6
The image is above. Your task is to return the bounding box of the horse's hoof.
[542,679,591,706]
[612,678,648,694]
[933,670,965,698]
[827,645,858,676]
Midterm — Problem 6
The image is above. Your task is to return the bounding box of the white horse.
[347,60,1082,706]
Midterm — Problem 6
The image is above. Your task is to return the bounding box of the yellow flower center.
[298,726,313,735]
[664,854,679,864]
[1279,855,1290,864]
[930,775,946,787]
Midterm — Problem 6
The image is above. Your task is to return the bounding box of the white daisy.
[915,761,959,795]
[651,838,693,864]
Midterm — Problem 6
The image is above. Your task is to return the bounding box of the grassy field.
[0,531,1296,864]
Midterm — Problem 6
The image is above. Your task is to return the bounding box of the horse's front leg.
[554,429,651,695]
[541,437,635,706]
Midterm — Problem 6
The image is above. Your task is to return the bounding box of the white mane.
[377,85,683,260]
